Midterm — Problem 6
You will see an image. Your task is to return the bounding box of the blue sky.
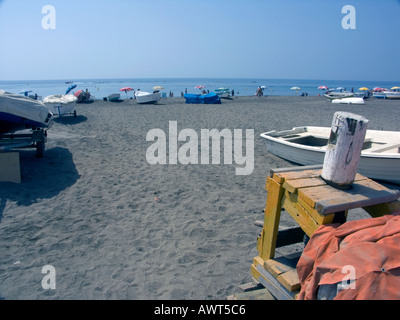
[0,0,399,81]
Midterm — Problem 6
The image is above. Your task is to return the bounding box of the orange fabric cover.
[297,213,400,300]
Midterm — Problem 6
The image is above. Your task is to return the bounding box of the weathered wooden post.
[321,111,369,189]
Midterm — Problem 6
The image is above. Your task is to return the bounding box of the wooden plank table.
[251,165,400,300]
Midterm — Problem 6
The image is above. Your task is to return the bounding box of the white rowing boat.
[135,91,161,104]
[260,126,400,185]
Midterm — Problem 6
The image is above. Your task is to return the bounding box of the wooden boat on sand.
[260,126,400,185]
[135,91,161,104]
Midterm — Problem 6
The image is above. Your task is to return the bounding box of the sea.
[0,78,398,100]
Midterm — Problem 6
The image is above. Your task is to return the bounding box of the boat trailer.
[0,129,48,158]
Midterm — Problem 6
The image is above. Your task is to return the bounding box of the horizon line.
[0,76,399,84]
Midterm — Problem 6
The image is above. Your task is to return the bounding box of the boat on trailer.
[0,90,54,157]
[43,94,77,117]
[260,126,400,185]
[0,90,53,133]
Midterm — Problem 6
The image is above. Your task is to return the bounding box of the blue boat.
[184,92,221,104]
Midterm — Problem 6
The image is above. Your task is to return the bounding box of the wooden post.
[321,112,369,188]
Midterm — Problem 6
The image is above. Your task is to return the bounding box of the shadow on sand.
[0,147,80,221]
[54,114,88,125]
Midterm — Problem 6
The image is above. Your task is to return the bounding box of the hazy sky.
[0,0,399,81]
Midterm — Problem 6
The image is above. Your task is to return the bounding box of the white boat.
[0,90,53,133]
[324,88,354,99]
[135,91,161,104]
[386,89,400,99]
[372,88,390,99]
[43,94,77,116]
[332,97,365,104]
[373,92,387,99]
[260,126,400,185]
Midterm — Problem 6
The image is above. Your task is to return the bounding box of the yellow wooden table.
[251,165,400,300]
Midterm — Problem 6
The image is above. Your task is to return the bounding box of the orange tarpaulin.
[297,213,400,300]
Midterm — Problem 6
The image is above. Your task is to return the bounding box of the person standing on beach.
[232,89,235,97]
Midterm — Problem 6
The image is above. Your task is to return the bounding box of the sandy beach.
[0,95,399,300]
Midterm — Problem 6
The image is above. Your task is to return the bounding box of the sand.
[0,95,399,300]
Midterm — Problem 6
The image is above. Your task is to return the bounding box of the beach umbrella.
[372,87,388,92]
[66,84,77,95]
[153,86,164,90]
[318,86,328,90]
[120,87,133,93]
[391,86,400,90]
[358,87,369,91]
[290,86,301,90]
[120,87,134,98]
[194,85,206,90]
[336,87,345,90]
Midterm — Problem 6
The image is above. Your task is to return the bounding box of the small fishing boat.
[214,88,231,99]
[324,88,354,99]
[260,126,400,184]
[135,91,161,104]
[0,90,53,134]
[43,94,77,116]
[386,88,400,99]
[372,88,389,99]
[373,92,387,99]
[331,97,365,104]
[108,93,121,102]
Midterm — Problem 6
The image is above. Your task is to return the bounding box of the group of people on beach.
[256,86,264,97]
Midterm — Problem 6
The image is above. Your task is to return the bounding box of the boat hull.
[135,91,161,104]
[0,90,53,133]
[44,94,77,116]
[324,92,354,99]
[386,92,400,99]
[332,97,364,104]
[108,93,121,102]
[45,104,75,116]
[260,127,400,185]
